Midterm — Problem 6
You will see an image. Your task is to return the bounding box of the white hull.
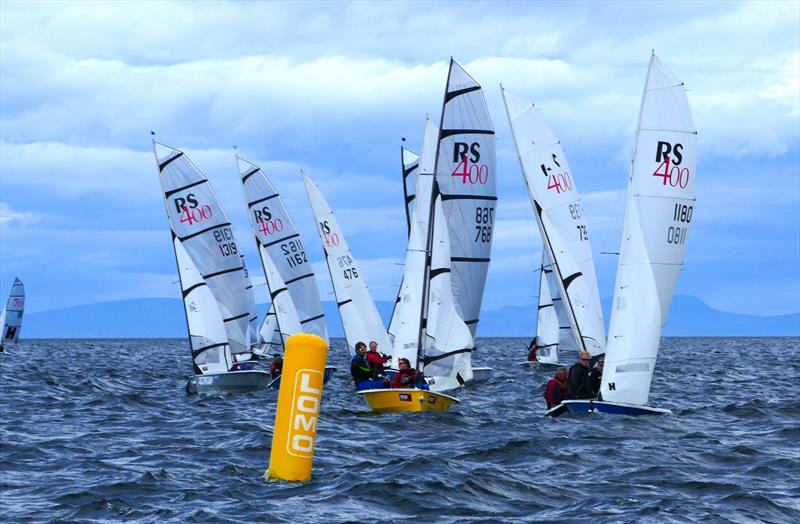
[185,370,271,395]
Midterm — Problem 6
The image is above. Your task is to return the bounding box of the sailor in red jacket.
[366,340,391,373]
[392,358,428,390]
[544,366,569,408]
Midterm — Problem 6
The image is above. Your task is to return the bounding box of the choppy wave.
[1,337,798,523]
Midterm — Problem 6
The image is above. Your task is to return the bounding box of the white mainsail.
[434,59,496,338]
[174,236,231,374]
[389,118,439,340]
[422,191,475,391]
[240,254,260,350]
[237,157,328,343]
[401,146,420,235]
[255,303,282,357]
[601,54,697,406]
[303,172,391,356]
[154,142,251,359]
[1,277,25,345]
[535,254,563,365]
[502,88,606,356]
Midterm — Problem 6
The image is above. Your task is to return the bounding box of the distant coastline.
[21,295,800,338]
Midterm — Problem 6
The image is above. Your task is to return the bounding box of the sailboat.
[558,53,697,416]
[519,253,575,369]
[153,142,270,393]
[501,87,606,368]
[303,172,392,359]
[433,59,497,382]
[236,156,334,386]
[0,277,25,352]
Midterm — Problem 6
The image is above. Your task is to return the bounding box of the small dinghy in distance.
[502,87,607,371]
[0,277,25,353]
[153,142,270,394]
[558,53,696,417]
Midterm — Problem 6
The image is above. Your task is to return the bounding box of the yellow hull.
[358,388,460,413]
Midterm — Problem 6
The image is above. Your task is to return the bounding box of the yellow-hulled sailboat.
[358,388,459,413]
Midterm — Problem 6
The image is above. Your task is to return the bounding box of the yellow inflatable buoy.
[265,333,328,482]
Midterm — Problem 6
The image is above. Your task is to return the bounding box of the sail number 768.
[474,206,494,243]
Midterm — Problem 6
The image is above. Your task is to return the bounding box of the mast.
[415,178,440,374]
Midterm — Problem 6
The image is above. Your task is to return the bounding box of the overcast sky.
[1,0,798,319]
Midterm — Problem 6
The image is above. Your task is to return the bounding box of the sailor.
[544,366,569,408]
[587,358,604,398]
[269,354,283,380]
[351,341,388,391]
[527,338,538,362]
[567,351,593,399]
[366,340,391,373]
[391,357,429,390]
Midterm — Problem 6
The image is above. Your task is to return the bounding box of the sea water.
[1,337,798,522]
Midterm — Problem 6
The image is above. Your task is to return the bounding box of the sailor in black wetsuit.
[567,351,593,400]
[587,358,604,398]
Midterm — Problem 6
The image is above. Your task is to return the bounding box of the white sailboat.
[153,141,269,393]
[236,156,334,385]
[0,277,25,352]
[560,53,697,416]
[502,87,606,368]
[254,303,282,358]
[303,172,392,357]
[520,253,575,368]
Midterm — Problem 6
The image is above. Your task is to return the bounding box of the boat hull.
[358,388,460,413]
[472,366,493,382]
[548,400,672,417]
[517,361,563,370]
[186,370,271,395]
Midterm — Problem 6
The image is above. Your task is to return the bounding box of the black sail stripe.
[285,273,314,285]
[563,272,583,290]
[456,373,466,385]
[247,194,280,208]
[182,282,206,297]
[262,233,300,248]
[249,316,258,321]
[440,129,495,139]
[223,312,249,322]
[337,299,353,308]
[405,195,416,204]
[429,268,450,279]
[241,168,259,183]
[300,314,325,325]
[270,287,288,300]
[444,85,482,104]
[403,164,419,177]
[538,343,558,349]
[179,221,231,242]
[203,266,243,280]
[159,151,185,172]
[451,257,490,263]
[440,194,497,202]
[164,178,204,198]
[191,342,227,359]
[464,319,479,325]
[423,347,473,364]
[538,304,554,310]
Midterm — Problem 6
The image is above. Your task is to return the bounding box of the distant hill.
[19,295,799,339]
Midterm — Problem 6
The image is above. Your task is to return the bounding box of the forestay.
[237,157,328,342]
[502,88,605,356]
[1,277,24,345]
[174,236,232,374]
[303,172,390,356]
[434,59,496,338]
[601,54,697,406]
[389,119,439,341]
[154,142,251,358]
[422,192,474,392]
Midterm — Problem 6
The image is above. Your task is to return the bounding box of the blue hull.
[554,400,671,416]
